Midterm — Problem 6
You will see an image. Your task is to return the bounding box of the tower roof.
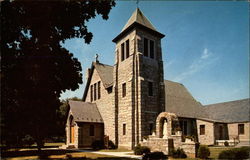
[113,8,164,43]
[121,8,157,32]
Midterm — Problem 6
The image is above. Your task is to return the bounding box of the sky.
[60,1,249,105]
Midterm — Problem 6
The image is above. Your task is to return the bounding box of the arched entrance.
[69,116,74,143]
[156,112,179,138]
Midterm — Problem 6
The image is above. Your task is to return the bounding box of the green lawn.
[208,146,232,159]
[1,143,236,160]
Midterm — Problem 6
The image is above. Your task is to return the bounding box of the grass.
[208,146,232,159]
[2,150,137,160]
[1,143,238,160]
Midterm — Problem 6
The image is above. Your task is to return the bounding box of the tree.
[1,0,115,150]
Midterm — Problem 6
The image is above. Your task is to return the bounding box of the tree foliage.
[1,0,115,150]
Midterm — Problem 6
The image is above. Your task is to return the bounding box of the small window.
[123,124,126,135]
[200,125,205,135]
[107,86,113,94]
[126,39,130,58]
[121,43,125,61]
[94,83,96,101]
[90,125,95,136]
[90,85,93,102]
[149,123,154,135]
[144,38,148,57]
[148,82,153,96]
[98,81,101,99]
[122,83,126,97]
[150,40,154,59]
[238,124,244,135]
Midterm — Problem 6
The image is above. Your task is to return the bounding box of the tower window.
[144,38,148,57]
[122,83,126,97]
[98,81,101,99]
[126,40,130,58]
[200,125,205,135]
[90,85,93,102]
[150,40,154,59]
[238,124,244,135]
[123,124,126,135]
[94,83,96,101]
[148,82,153,96]
[121,43,125,61]
[89,125,95,136]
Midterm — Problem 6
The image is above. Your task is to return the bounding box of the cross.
[95,54,99,63]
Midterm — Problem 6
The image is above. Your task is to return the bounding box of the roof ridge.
[205,98,250,106]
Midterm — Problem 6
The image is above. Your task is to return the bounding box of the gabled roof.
[95,62,113,88]
[69,100,103,123]
[82,62,113,101]
[112,8,165,43]
[121,8,157,33]
[204,99,250,123]
[165,80,208,119]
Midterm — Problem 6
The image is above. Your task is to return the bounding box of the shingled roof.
[82,62,113,101]
[121,8,157,33]
[69,100,103,123]
[94,62,113,88]
[112,8,164,43]
[204,99,250,123]
[165,80,208,119]
[165,80,250,123]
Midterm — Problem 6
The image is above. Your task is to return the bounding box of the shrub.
[172,148,187,158]
[91,140,104,150]
[134,144,151,155]
[108,140,117,149]
[198,145,210,159]
[218,147,250,159]
[224,141,229,146]
[142,151,167,160]
[21,135,34,146]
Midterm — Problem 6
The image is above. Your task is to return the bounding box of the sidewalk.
[78,149,142,159]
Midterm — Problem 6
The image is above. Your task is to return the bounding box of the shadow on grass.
[1,149,138,160]
[1,149,76,158]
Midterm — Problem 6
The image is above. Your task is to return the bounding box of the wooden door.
[70,126,74,143]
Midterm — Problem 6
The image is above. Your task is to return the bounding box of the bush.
[198,145,210,159]
[21,135,34,146]
[172,148,187,158]
[91,140,104,150]
[142,151,167,160]
[224,141,229,146]
[108,140,117,149]
[134,144,151,155]
[218,147,250,159]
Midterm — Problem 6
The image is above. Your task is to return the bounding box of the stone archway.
[156,112,179,138]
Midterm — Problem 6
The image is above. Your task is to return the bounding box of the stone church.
[65,8,250,152]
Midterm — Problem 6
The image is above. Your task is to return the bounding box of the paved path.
[78,149,142,159]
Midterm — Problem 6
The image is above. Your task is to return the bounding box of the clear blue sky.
[60,1,249,105]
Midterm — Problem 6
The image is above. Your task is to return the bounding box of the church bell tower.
[112,8,165,149]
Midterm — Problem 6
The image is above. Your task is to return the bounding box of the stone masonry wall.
[136,30,165,142]
[196,119,214,145]
[85,68,116,143]
[114,30,136,149]
[228,122,250,141]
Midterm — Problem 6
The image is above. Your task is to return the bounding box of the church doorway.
[69,116,74,143]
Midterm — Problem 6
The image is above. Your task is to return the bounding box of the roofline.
[82,62,114,101]
[204,98,250,106]
[112,22,165,43]
[82,62,95,101]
